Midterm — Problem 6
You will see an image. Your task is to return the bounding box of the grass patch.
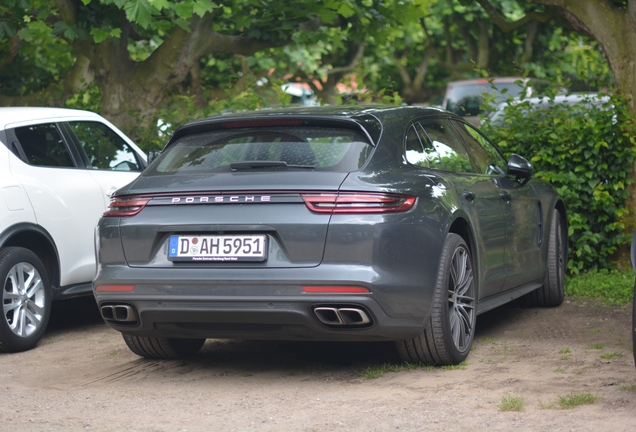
[620,384,636,392]
[357,362,426,379]
[440,361,468,370]
[588,344,604,350]
[499,394,524,411]
[559,348,571,354]
[558,391,599,409]
[565,269,634,305]
[599,352,621,359]
[560,355,569,360]
[590,328,602,334]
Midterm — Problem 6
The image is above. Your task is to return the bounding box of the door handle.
[499,191,511,201]
[462,191,475,202]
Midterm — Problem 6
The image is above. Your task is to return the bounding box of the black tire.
[0,247,52,353]
[524,209,565,307]
[396,233,477,366]
[123,334,206,359]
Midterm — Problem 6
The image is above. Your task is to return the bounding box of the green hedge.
[481,92,636,272]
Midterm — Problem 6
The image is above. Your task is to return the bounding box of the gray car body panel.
[94,105,563,342]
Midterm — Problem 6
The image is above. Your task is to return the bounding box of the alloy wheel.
[3,262,46,337]
[448,246,476,352]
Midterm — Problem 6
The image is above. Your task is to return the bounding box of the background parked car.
[0,107,146,352]
[442,77,549,126]
[94,105,566,365]
[281,83,319,106]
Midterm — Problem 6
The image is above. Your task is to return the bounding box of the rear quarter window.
[148,126,373,174]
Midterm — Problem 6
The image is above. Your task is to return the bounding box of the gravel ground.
[0,296,635,431]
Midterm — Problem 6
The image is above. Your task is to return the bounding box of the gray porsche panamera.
[93,105,567,365]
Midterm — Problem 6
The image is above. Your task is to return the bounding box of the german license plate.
[168,235,267,262]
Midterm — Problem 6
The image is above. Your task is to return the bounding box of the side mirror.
[507,154,533,179]
[147,150,161,165]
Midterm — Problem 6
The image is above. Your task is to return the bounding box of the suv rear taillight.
[301,193,416,214]
[103,197,150,217]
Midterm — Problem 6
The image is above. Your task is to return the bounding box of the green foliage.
[499,394,524,411]
[130,75,291,151]
[482,89,636,272]
[565,269,635,305]
[0,7,75,96]
[557,391,599,409]
[523,29,613,91]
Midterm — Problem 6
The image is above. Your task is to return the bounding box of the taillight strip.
[103,197,150,217]
[301,193,416,214]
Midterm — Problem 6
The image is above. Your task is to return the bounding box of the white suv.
[0,107,146,352]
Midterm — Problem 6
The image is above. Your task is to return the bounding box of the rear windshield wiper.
[230,161,315,171]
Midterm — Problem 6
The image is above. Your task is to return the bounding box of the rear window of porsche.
[147,126,374,174]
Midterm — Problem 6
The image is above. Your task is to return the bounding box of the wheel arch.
[553,199,568,269]
[0,223,60,297]
[448,216,480,285]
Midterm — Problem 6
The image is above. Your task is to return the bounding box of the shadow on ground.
[48,295,104,331]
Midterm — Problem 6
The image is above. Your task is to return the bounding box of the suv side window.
[419,119,475,173]
[14,123,75,168]
[452,120,506,174]
[69,121,141,171]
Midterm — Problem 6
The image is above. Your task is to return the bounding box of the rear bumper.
[93,264,433,342]
[95,293,424,341]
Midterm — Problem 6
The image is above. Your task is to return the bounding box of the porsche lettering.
[170,196,271,204]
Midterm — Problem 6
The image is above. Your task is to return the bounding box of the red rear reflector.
[103,197,150,217]
[302,286,370,294]
[222,120,303,128]
[95,285,135,292]
[301,193,416,214]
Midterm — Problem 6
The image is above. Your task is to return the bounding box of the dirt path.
[0,297,635,431]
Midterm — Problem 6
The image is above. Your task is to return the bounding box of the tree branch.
[412,46,436,90]
[0,37,21,73]
[520,21,539,64]
[328,43,365,75]
[51,0,77,23]
[396,55,412,87]
[457,19,477,61]
[475,0,554,32]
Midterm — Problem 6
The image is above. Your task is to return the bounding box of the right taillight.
[103,197,150,217]
[301,192,416,214]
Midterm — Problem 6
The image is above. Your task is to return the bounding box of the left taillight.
[301,192,416,214]
[103,197,150,217]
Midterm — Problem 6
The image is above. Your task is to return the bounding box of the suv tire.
[0,247,52,352]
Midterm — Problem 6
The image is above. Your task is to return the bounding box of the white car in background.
[0,107,146,352]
